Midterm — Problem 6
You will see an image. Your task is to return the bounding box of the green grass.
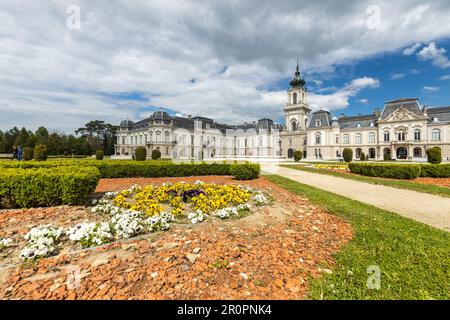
[282,165,450,198]
[266,175,450,300]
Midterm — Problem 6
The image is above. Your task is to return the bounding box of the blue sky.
[1,1,450,132]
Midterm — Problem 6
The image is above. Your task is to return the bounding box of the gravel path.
[262,164,450,232]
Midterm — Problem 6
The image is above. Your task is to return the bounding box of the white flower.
[253,192,269,206]
[0,238,13,247]
[20,225,64,260]
[194,180,204,186]
[67,222,114,248]
[187,210,207,224]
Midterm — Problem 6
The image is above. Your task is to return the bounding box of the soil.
[0,176,353,300]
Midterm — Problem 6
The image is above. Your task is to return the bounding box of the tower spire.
[290,57,305,88]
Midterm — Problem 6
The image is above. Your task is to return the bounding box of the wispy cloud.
[422,86,440,92]
[439,75,450,80]
[390,73,406,80]
[403,43,421,56]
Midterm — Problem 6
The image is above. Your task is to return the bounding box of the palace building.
[116,63,450,162]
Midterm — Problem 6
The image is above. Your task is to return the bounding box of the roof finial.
[296,56,299,73]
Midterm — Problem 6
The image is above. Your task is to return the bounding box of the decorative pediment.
[381,106,425,123]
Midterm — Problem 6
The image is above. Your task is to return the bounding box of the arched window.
[149,131,153,142]
[355,133,362,144]
[291,119,298,131]
[156,131,161,142]
[414,129,421,141]
[431,129,441,141]
[384,131,390,142]
[258,136,263,147]
[315,133,321,145]
[343,134,349,144]
[165,131,170,142]
[356,148,362,159]
[293,93,297,104]
[368,132,375,143]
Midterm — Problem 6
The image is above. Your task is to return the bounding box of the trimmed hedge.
[34,144,47,161]
[151,149,162,160]
[419,164,450,178]
[349,163,421,180]
[0,160,261,180]
[426,147,442,164]
[23,147,33,161]
[230,163,260,180]
[0,166,100,208]
[96,149,104,160]
[135,147,147,161]
[293,150,302,162]
[343,148,353,163]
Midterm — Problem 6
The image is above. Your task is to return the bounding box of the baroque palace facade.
[115,63,450,162]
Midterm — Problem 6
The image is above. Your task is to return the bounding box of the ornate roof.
[289,60,306,88]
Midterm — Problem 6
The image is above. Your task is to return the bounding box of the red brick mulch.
[0,177,353,300]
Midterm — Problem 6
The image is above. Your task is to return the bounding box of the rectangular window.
[335,135,339,144]
[384,132,390,142]
[431,131,441,141]
[343,135,349,144]
[368,134,375,143]
[355,135,362,144]
[414,131,421,141]
[398,132,405,141]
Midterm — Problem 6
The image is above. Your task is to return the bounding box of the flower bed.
[2,181,271,261]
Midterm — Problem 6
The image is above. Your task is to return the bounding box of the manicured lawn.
[282,165,450,198]
[266,175,450,300]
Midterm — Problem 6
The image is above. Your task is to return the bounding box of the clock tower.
[284,60,310,132]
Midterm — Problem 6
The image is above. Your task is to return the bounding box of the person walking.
[12,145,18,160]
[17,145,23,161]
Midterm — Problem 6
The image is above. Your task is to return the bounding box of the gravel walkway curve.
[262,164,450,232]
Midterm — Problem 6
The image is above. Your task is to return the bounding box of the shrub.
[0,166,100,208]
[293,150,302,162]
[135,147,147,161]
[384,152,391,161]
[23,147,33,161]
[420,164,450,178]
[343,148,353,163]
[360,153,366,161]
[349,163,421,180]
[0,160,261,180]
[151,149,162,160]
[34,144,47,162]
[96,149,104,160]
[230,164,260,180]
[426,147,442,164]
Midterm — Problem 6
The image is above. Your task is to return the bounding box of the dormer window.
[357,123,361,128]
[316,120,321,126]
[205,123,210,130]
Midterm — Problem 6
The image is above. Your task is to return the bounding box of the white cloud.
[1,1,450,131]
[403,43,421,56]
[410,69,421,74]
[309,77,379,111]
[439,75,450,80]
[423,86,440,92]
[417,42,450,68]
[390,73,406,80]
[359,99,369,105]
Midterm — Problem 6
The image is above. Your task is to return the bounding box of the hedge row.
[0,166,100,209]
[348,163,421,180]
[0,161,262,180]
[419,164,450,178]
[349,163,450,179]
